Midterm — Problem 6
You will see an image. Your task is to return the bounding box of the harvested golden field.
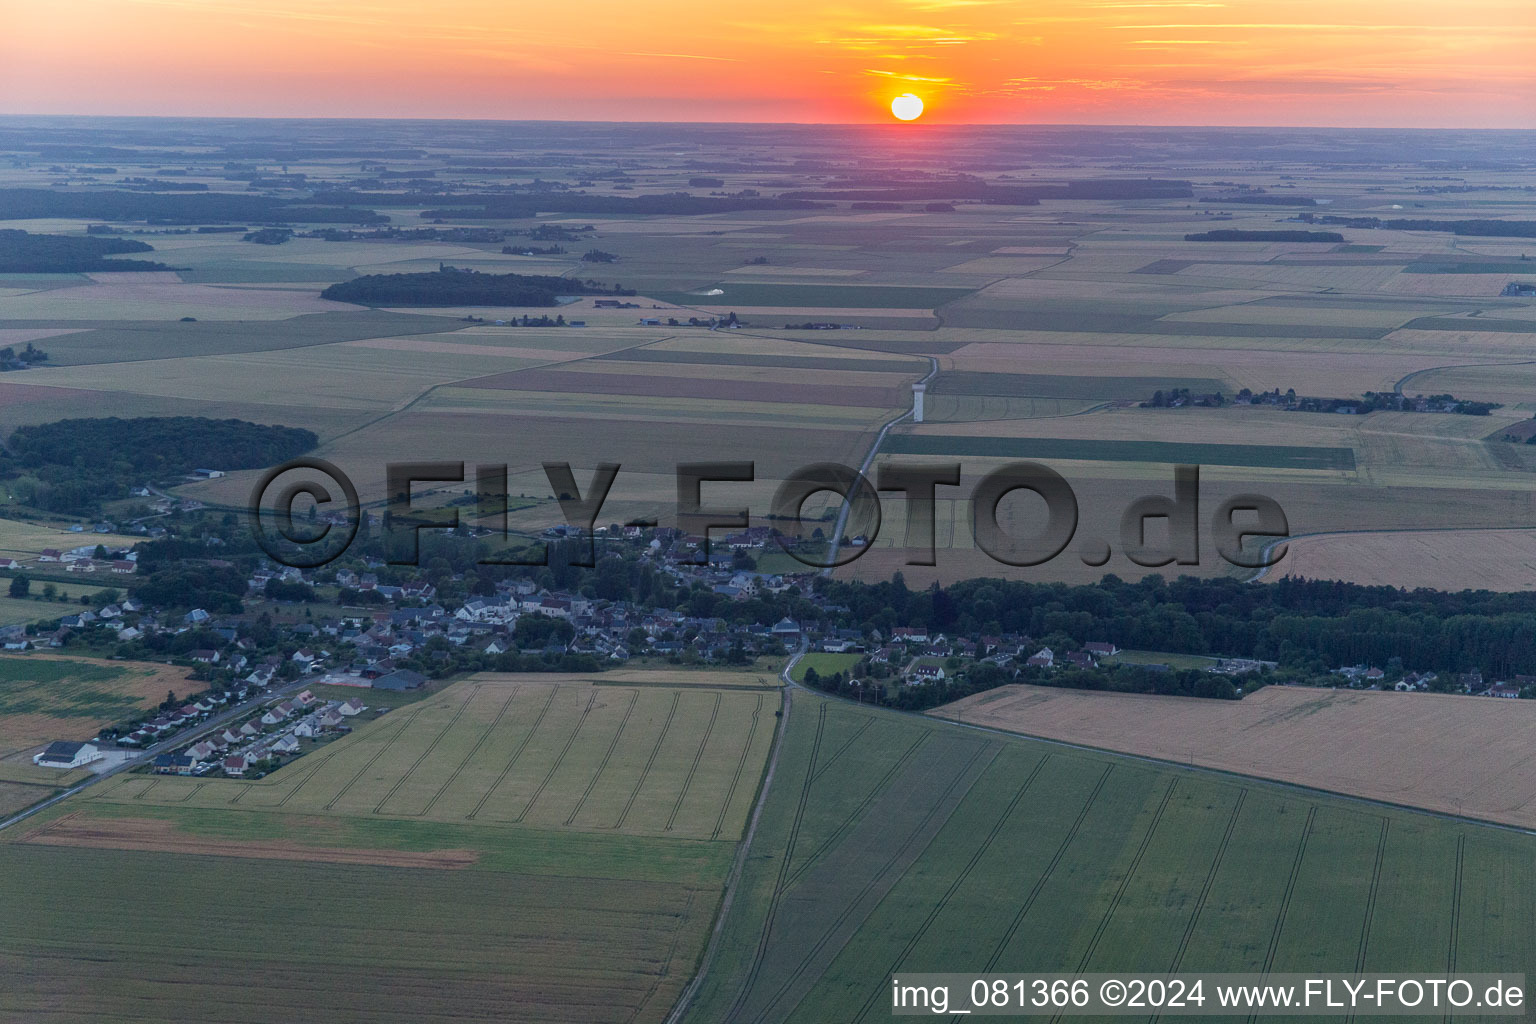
[464,668,781,688]
[936,684,1536,828]
[1272,528,1536,590]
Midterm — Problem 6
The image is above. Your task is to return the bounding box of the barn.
[32,740,103,769]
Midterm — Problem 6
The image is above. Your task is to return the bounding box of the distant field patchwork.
[651,283,973,309]
[930,371,1230,401]
[882,433,1357,470]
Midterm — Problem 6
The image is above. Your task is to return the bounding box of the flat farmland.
[650,283,973,308]
[0,654,186,760]
[882,433,1356,470]
[86,677,778,841]
[0,275,339,321]
[941,339,1484,395]
[14,309,460,365]
[454,366,905,409]
[936,684,1536,828]
[0,779,56,817]
[0,820,725,1024]
[930,370,1230,401]
[1272,528,1536,590]
[683,693,1534,1024]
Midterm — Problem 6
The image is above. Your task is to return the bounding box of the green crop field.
[85,678,776,841]
[881,434,1358,471]
[0,821,726,1024]
[787,652,863,682]
[682,692,1534,1024]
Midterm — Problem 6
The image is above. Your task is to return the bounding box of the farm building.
[372,669,428,691]
[32,740,103,769]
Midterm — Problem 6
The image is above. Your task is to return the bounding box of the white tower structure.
[912,383,927,423]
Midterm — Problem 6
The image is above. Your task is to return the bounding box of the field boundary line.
[711,693,765,840]
[664,692,722,833]
[615,691,680,831]
[372,685,479,815]
[416,685,519,818]
[852,753,1052,1023]
[568,689,639,826]
[468,684,559,820]
[515,689,598,823]
[984,765,1114,972]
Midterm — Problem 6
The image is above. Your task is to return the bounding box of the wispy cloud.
[863,69,953,82]
[621,51,741,62]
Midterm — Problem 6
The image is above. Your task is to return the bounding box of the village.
[16,511,1536,784]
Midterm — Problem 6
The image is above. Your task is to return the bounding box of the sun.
[890,93,924,121]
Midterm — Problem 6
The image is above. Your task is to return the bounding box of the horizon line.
[2,112,1535,133]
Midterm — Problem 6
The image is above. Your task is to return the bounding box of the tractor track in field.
[321,712,419,813]
[712,693,765,840]
[1069,778,1179,977]
[516,689,598,823]
[416,685,519,818]
[665,693,721,833]
[468,684,558,820]
[852,754,1051,1023]
[568,690,639,826]
[745,740,997,1024]
[782,730,930,889]
[373,685,478,815]
[984,765,1114,972]
[615,691,680,831]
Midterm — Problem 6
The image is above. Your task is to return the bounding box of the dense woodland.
[0,229,171,272]
[321,268,634,306]
[819,574,1536,682]
[3,416,317,515]
[1310,215,1536,238]
[1184,229,1345,242]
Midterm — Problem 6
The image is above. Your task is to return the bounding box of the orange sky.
[2,0,1533,126]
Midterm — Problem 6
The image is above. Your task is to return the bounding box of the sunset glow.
[1,0,1533,126]
[890,94,924,121]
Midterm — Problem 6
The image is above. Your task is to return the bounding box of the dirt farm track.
[936,684,1536,830]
